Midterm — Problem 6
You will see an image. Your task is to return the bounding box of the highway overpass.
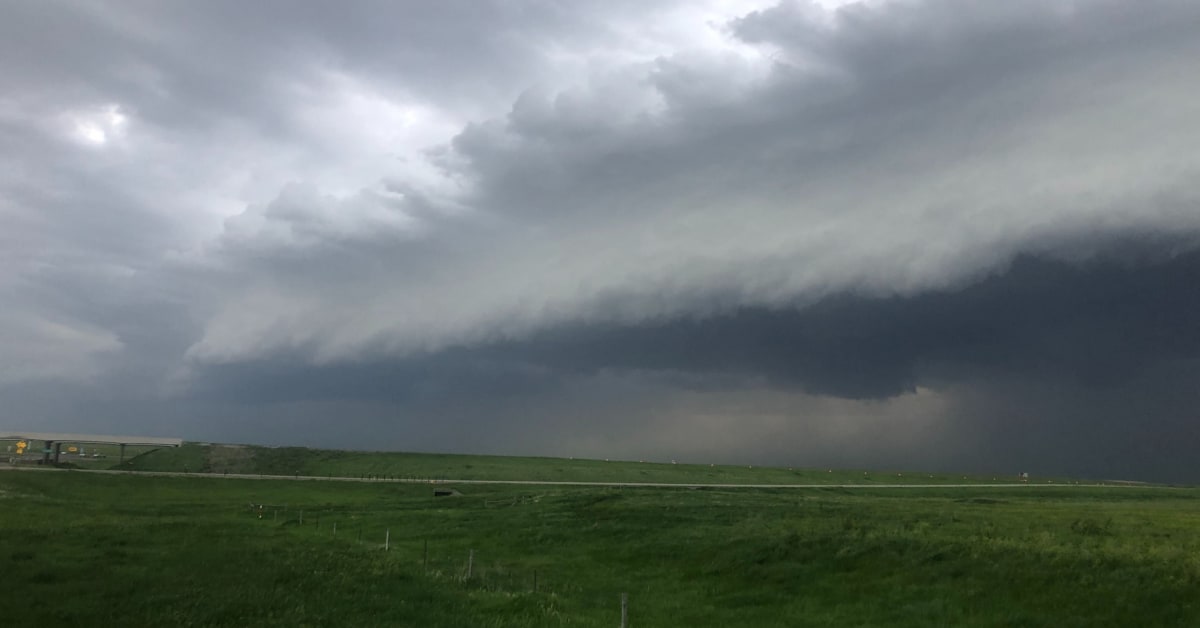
[0,431,183,464]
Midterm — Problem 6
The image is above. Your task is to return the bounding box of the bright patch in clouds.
[66,104,127,146]
[288,71,462,198]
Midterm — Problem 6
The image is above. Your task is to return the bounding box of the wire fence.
[242,500,634,626]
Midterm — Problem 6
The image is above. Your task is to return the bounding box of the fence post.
[621,592,628,628]
[332,522,337,536]
[467,549,474,579]
[299,510,303,525]
[385,528,390,551]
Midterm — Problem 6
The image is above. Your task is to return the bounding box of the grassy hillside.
[0,471,1196,626]
[117,442,1071,485]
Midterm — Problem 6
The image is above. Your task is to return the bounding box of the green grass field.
[1,463,1197,627]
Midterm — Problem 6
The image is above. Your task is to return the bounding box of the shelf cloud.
[3,0,1199,480]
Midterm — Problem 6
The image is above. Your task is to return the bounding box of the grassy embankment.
[1,467,1197,627]
[116,442,1076,485]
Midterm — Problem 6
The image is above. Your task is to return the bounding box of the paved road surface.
[0,465,1159,489]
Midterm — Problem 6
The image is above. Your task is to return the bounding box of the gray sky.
[3,0,1199,481]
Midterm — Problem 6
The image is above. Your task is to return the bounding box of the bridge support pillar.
[42,441,52,465]
[119,443,126,465]
[54,442,62,465]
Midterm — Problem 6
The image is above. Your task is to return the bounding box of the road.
[0,465,1159,489]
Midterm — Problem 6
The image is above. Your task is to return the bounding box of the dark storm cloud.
[178,249,1200,404]
[5,0,1200,482]
[494,246,1200,398]
[153,246,1200,482]
[185,351,563,407]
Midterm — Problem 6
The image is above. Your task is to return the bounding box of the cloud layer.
[187,0,1200,366]
[3,0,1199,481]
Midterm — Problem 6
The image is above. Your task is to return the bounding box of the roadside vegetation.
[112,442,1078,486]
[1,466,1197,626]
